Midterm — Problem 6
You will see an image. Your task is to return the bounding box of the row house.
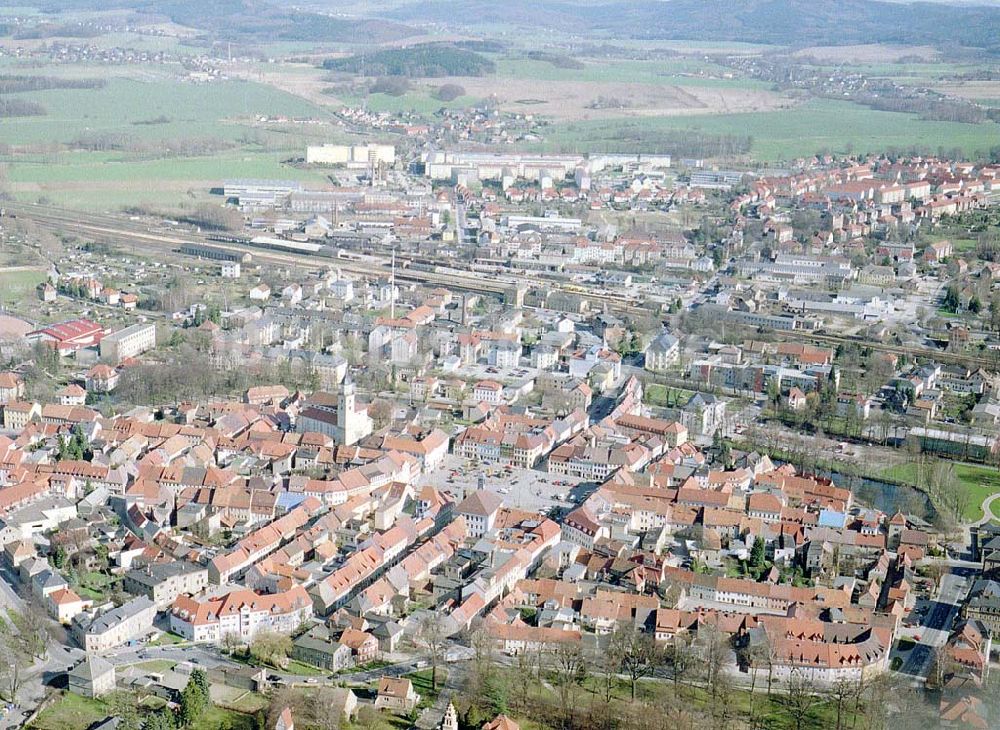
[170,585,313,644]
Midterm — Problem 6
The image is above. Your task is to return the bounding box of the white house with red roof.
[169,585,313,643]
[472,380,504,405]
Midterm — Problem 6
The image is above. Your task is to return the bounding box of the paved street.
[894,570,970,684]
[0,567,85,729]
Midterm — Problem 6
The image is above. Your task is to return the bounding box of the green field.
[881,461,1000,522]
[2,76,329,147]
[533,98,1000,161]
[6,150,331,183]
[7,146,334,210]
[0,269,47,305]
[1,72,343,210]
[495,57,768,89]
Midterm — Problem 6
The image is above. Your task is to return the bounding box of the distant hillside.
[323,44,496,77]
[25,0,419,44]
[385,0,1000,52]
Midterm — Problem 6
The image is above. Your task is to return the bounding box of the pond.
[826,469,934,521]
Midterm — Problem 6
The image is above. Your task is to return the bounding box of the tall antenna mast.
[390,248,396,320]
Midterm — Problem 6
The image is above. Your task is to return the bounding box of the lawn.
[644,383,695,408]
[189,706,256,730]
[134,660,178,674]
[404,668,448,705]
[72,571,118,602]
[149,631,186,647]
[544,671,861,730]
[881,461,1000,522]
[0,269,47,305]
[282,659,327,676]
[531,98,1000,161]
[30,692,108,730]
[226,692,269,713]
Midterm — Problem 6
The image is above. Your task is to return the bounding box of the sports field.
[0,269,47,305]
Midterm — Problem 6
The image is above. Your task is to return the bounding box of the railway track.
[4,202,994,370]
[4,202,646,313]
[778,328,999,370]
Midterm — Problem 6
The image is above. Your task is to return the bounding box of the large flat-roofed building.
[224,179,303,209]
[307,144,395,167]
[26,319,104,356]
[180,243,252,264]
[100,322,156,363]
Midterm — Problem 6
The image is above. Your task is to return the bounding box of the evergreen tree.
[191,669,210,704]
[750,537,766,572]
[179,674,208,727]
[144,710,176,730]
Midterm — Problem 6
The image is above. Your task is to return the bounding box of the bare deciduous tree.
[418,613,447,691]
[547,641,585,727]
[784,670,822,730]
[609,622,661,700]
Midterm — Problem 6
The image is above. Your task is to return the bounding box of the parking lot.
[418,454,592,515]
[451,362,540,385]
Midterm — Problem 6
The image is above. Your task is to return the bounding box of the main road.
[894,569,971,684]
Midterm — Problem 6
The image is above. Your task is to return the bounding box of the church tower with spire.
[440,702,458,730]
[336,374,372,446]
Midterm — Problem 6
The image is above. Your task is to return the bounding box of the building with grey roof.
[68,655,116,697]
[73,596,157,653]
[123,561,209,608]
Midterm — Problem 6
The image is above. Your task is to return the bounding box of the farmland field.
[531,98,1000,161]
[339,89,483,115]
[1,76,331,146]
[0,72,345,209]
[493,58,768,88]
[7,151,334,210]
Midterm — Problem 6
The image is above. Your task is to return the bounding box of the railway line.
[8,202,992,371]
[778,328,999,371]
[3,202,647,314]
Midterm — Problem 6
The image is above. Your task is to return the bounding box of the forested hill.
[385,0,1000,52]
[322,45,496,78]
[23,0,419,43]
